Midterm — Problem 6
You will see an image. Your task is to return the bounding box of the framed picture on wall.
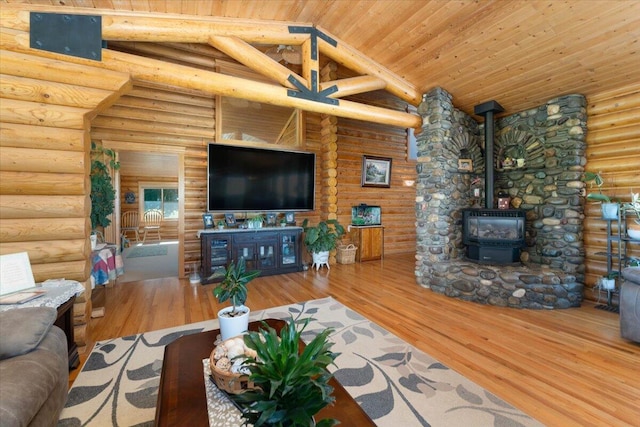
[285,212,296,225]
[266,213,277,226]
[361,155,392,188]
[224,213,236,226]
[202,213,214,229]
[458,159,473,172]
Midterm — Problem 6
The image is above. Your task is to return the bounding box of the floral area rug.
[58,297,541,426]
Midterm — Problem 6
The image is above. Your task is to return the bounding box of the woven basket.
[336,244,357,264]
[209,350,256,394]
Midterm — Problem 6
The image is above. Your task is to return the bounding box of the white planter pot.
[217,305,250,341]
[601,278,615,290]
[628,227,640,240]
[311,251,330,271]
[601,203,619,220]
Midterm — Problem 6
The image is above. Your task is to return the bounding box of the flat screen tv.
[207,144,315,212]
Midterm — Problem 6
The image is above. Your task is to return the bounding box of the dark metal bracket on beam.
[287,73,338,105]
[30,12,103,61]
[288,26,337,61]
[286,26,339,104]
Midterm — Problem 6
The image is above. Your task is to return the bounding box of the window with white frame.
[140,184,178,219]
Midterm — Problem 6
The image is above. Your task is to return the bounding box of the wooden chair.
[121,211,140,243]
[142,209,163,243]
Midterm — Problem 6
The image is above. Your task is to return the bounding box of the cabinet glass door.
[235,244,257,270]
[209,238,230,276]
[257,243,276,269]
[281,234,297,266]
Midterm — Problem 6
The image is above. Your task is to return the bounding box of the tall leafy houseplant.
[233,317,340,427]
[211,258,260,340]
[301,219,345,254]
[90,143,120,230]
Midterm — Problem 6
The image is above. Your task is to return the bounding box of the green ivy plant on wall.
[90,142,120,230]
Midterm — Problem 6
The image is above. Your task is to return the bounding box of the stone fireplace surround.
[414,88,586,309]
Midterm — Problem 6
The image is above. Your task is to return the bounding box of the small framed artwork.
[458,159,473,172]
[202,213,214,229]
[266,213,277,226]
[224,213,236,226]
[285,212,296,225]
[362,155,392,188]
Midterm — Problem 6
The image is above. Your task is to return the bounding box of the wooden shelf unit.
[350,225,384,262]
[199,227,303,284]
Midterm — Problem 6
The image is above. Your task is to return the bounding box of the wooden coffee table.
[155,319,374,426]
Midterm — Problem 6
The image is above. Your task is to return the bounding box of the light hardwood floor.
[77,254,639,427]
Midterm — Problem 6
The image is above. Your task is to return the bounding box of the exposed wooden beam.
[208,35,304,90]
[1,3,422,109]
[1,4,309,45]
[321,75,388,98]
[0,28,422,129]
[99,48,420,128]
[315,24,422,105]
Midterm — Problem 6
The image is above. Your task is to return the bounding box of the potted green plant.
[280,217,288,227]
[90,142,120,231]
[210,258,260,340]
[217,220,225,230]
[583,171,619,220]
[233,317,340,427]
[248,214,265,229]
[301,219,345,270]
[599,271,618,291]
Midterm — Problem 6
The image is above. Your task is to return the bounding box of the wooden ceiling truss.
[1,4,422,129]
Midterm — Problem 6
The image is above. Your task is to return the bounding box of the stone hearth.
[414,88,585,308]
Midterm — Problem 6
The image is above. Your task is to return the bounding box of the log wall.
[0,44,132,347]
[336,89,417,255]
[584,82,640,301]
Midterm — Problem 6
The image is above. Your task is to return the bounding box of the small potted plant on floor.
[301,219,345,270]
[583,171,619,220]
[210,258,260,340]
[232,317,340,427]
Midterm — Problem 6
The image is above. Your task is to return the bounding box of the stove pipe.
[474,100,504,209]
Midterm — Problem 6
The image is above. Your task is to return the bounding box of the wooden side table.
[350,225,384,262]
[55,295,79,369]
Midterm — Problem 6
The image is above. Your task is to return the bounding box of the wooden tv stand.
[198,227,303,284]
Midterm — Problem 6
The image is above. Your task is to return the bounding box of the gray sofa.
[0,307,68,426]
[620,267,640,343]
